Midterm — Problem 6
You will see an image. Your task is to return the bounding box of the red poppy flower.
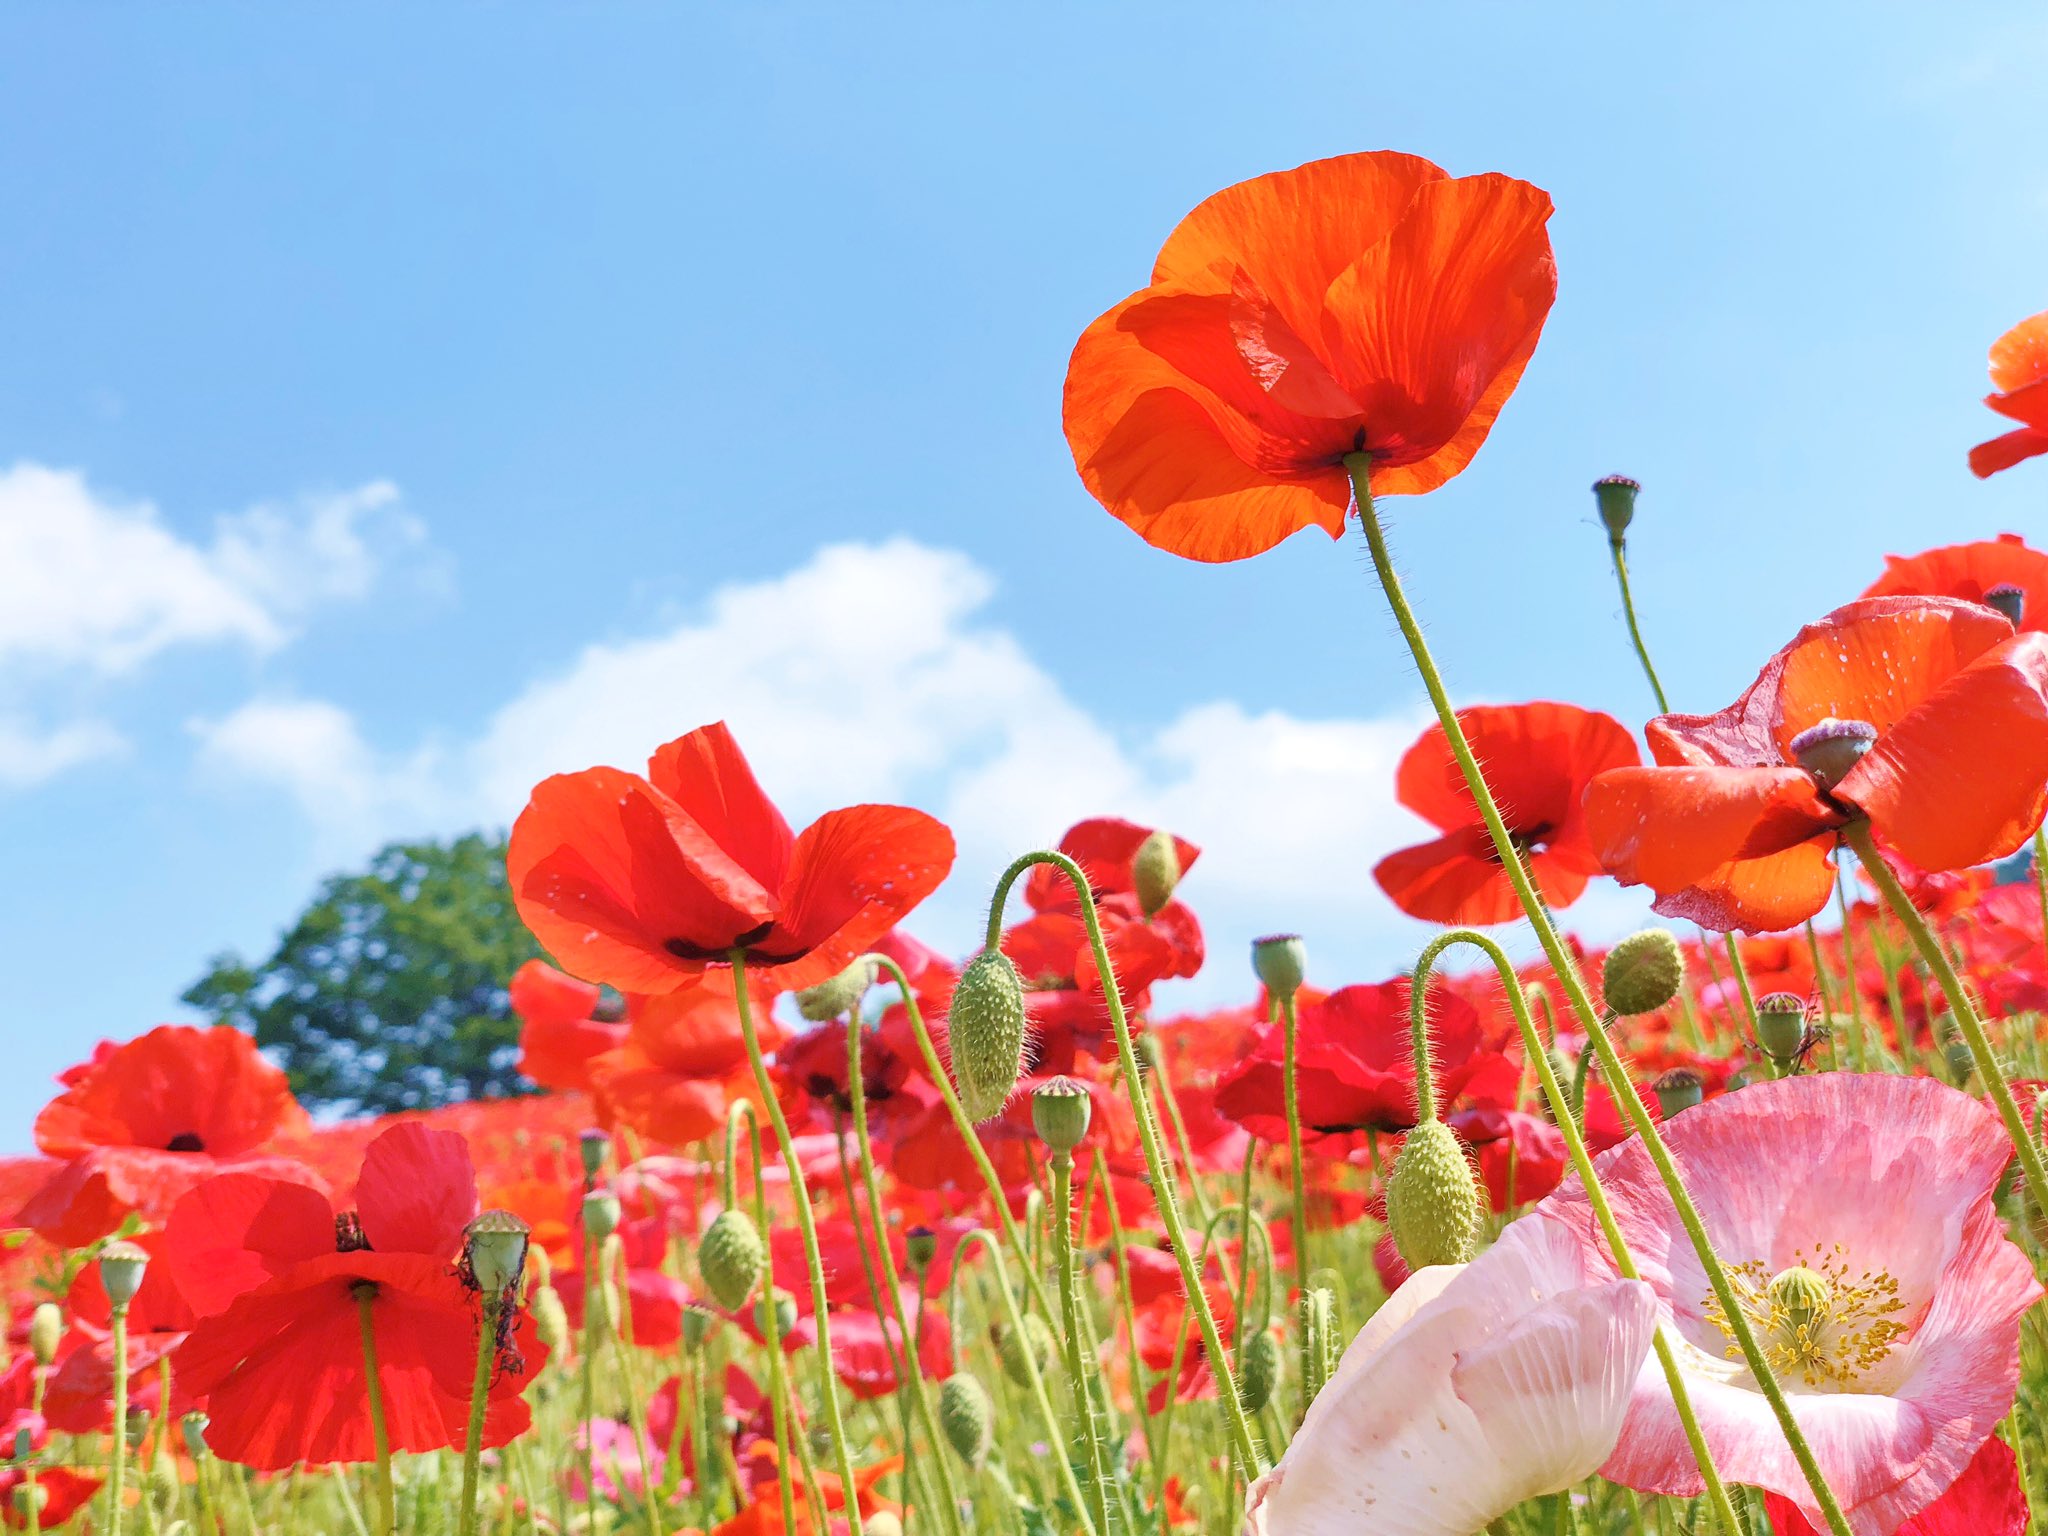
[45,1229,201,1434]
[1763,1434,2026,1535]
[714,1444,901,1536]
[1864,533,2048,632]
[1586,596,2048,932]
[508,720,955,995]
[510,960,628,1094]
[586,974,779,1145]
[0,1468,101,1530]
[1023,817,1201,913]
[167,1122,544,1470]
[776,1019,915,1125]
[1969,310,2048,478]
[20,1024,316,1247]
[1374,702,1640,925]
[1063,152,1556,562]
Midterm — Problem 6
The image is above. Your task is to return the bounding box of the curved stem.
[985,851,1265,1477]
[1348,456,1845,1536]
[1404,972,1441,1123]
[457,1294,501,1536]
[1608,534,1670,713]
[353,1287,397,1536]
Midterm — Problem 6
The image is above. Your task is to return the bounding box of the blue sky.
[1,5,2043,1149]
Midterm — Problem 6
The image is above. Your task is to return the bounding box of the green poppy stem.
[1278,992,1311,1298]
[351,1286,397,1536]
[456,1293,501,1536]
[1607,531,1670,714]
[107,1303,129,1536]
[726,1100,799,1536]
[1050,1149,1117,1535]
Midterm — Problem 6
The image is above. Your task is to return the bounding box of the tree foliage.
[183,833,542,1113]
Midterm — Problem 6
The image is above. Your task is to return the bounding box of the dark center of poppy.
[665,921,778,963]
[165,1132,205,1153]
[335,1210,372,1253]
[1984,583,2026,628]
[1789,718,1878,790]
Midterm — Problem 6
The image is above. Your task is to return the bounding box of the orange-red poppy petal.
[1366,328,1541,498]
[1989,311,2048,396]
[1971,426,2048,479]
[750,804,957,990]
[1863,534,2048,629]
[1585,765,1838,897]
[1374,828,1523,926]
[1836,633,2048,871]
[1768,597,2014,754]
[645,722,796,895]
[1648,831,1842,934]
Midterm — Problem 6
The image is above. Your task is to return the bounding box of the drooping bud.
[697,1209,767,1311]
[1789,718,1878,790]
[1251,934,1308,1003]
[1592,475,1639,540]
[1131,830,1183,917]
[578,1128,611,1181]
[1985,583,2027,628]
[1602,929,1685,1016]
[936,1373,994,1469]
[797,958,876,1023]
[180,1413,211,1461]
[97,1240,149,1310]
[465,1209,532,1295]
[1031,1076,1092,1153]
[905,1226,937,1274]
[1298,1286,1339,1405]
[1236,1328,1281,1414]
[1385,1119,1479,1271]
[1754,993,1810,1065]
[29,1302,61,1368]
[947,950,1029,1123]
[993,1313,1055,1389]
[1653,1067,1704,1119]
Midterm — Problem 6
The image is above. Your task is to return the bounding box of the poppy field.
[7,149,2048,1536]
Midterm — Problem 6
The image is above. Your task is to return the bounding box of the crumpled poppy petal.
[1769,598,2012,753]
[355,1123,479,1260]
[1647,831,1841,934]
[644,721,796,895]
[1585,766,1836,896]
[1862,533,2048,631]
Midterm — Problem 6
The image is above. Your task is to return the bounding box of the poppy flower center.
[1705,1247,1907,1390]
[1984,583,2026,627]
[335,1211,372,1253]
[165,1132,205,1152]
[666,921,777,963]
[1789,717,1878,790]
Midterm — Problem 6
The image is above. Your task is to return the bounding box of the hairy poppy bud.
[181,1413,210,1461]
[1386,1119,1478,1271]
[1789,717,1877,790]
[681,1303,714,1350]
[97,1240,149,1310]
[1653,1067,1704,1119]
[698,1209,766,1311]
[1236,1328,1282,1413]
[1251,934,1308,1003]
[993,1313,1055,1388]
[1592,474,1639,539]
[937,1373,994,1469]
[1603,929,1685,1016]
[1131,830,1182,917]
[1299,1286,1339,1405]
[1985,583,2026,628]
[581,1189,621,1239]
[466,1209,532,1295]
[797,958,876,1023]
[1754,993,1809,1064]
[757,1286,798,1340]
[947,950,1029,1123]
[29,1302,61,1368]
[532,1283,572,1357]
[905,1225,937,1274]
[578,1128,611,1181]
[1031,1076,1092,1153]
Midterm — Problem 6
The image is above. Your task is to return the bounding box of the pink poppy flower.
[1243,1216,1655,1536]
[1539,1073,2040,1536]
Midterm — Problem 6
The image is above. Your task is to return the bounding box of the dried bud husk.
[1131,830,1182,917]
[1593,474,1639,539]
[578,1128,611,1180]
[1031,1076,1092,1153]
[698,1209,767,1312]
[1603,929,1685,1016]
[582,1189,622,1239]
[466,1209,532,1294]
[1653,1067,1704,1119]
[1251,934,1307,1003]
[1386,1119,1479,1271]
[29,1303,61,1368]
[1754,993,1809,1064]
[1236,1328,1282,1414]
[947,950,1029,1123]
[937,1372,994,1469]
[797,958,876,1022]
[97,1240,150,1310]
[994,1313,1055,1388]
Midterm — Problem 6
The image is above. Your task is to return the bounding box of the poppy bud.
[757,1286,798,1340]
[465,1209,532,1295]
[1299,1286,1339,1405]
[29,1302,61,1367]
[1031,1076,1092,1153]
[97,1240,149,1310]
[1789,717,1877,790]
[797,958,876,1023]
[1653,1067,1704,1119]
[1132,830,1182,917]
[532,1283,572,1357]
[993,1313,1055,1388]
[681,1303,714,1350]
[1754,993,1810,1065]
[1985,583,2026,628]
[1236,1327,1282,1414]
[1592,474,1639,540]
[181,1413,210,1461]
[1602,929,1685,1016]
[578,1128,611,1181]
[905,1226,937,1274]
[1385,1119,1479,1271]
[947,950,1029,1123]
[1251,934,1308,1003]
[697,1209,766,1312]
[581,1189,622,1239]
[864,1514,904,1536]
[936,1372,994,1469]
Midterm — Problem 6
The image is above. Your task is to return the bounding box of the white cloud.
[0,716,127,788]
[192,537,1655,992]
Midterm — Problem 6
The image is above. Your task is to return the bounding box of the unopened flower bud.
[578,1128,611,1180]
[1985,583,2026,628]
[1031,1076,1092,1153]
[532,1284,572,1357]
[1947,1037,1976,1083]
[905,1226,937,1274]
[947,950,1029,1123]
[29,1303,61,1368]
[181,1413,210,1460]
[757,1286,798,1341]
[1592,475,1639,540]
[1385,1119,1479,1271]
[1789,718,1877,790]
[681,1303,714,1350]
[993,1313,1055,1388]
[1754,993,1810,1064]
[697,1209,766,1312]
[797,958,876,1022]
[581,1189,621,1239]
[97,1241,149,1310]
[937,1372,994,1469]
[1251,934,1308,1003]
[1653,1067,1704,1119]
[1236,1328,1281,1413]
[465,1209,532,1295]
[1131,830,1182,918]
[1603,929,1685,1016]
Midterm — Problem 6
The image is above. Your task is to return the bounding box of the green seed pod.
[578,1128,611,1180]
[1754,993,1809,1064]
[1653,1067,1704,1119]
[993,1313,1055,1388]
[97,1240,150,1310]
[1385,1119,1479,1271]
[582,1189,622,1239]
[797,957,876,1022]
[1251,934,1307,1003]
[465,1209,533,1294]
[28,1302,61,1368]
[1602,929,1685,1017]
[1236,1328,1282,1414]
[681,1303,715,1351]
[1592,474,1639,539]
[1131,830,1182,917]
[937,1372,994,1469]
[698,1209,767,1312]
[905,1226,937,1274]
[948,950,1029,1123]
[1030,1076,1092,1153]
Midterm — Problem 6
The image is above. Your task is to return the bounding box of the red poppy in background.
[1023,817,1200,913]
[1969,310,2048,479]
[1864,533,2048,631]
[1586,596,2048,932]
[508,721,954,996]
[586,974,778,1145]
[1063,151,1556,562]
[46,1229,200,1434]
[0,1468,100,1530]
[20,1024,316,1247]
[168,1122,543,1469]
[1374,702,1639,925]
[510,960,628,1094]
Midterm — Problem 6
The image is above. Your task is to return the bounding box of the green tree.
[183,833,543,1113]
